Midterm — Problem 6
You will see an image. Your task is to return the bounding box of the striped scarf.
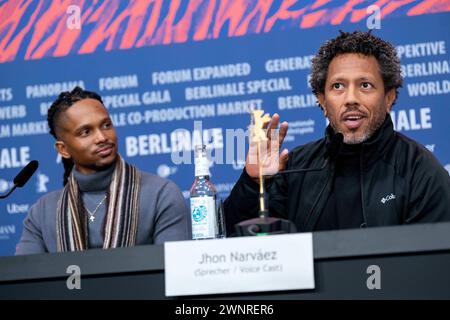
[56,156,141,251]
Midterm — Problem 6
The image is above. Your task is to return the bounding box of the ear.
[317,93,327,117]
[55,140,71,159]
[385,89,396,113]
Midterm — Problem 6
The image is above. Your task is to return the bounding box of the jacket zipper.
[303,165,333,230]
[360,145,368,228]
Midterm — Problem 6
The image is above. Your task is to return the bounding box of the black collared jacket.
[224,115,450,234]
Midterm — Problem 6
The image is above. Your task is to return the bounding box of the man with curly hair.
[16,87,190,255]
[225,31,450,234]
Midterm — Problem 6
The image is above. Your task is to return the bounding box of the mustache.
[341,108,368,120]
[95,142,115,153]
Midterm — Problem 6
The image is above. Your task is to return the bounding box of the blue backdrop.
[1,0,449,256]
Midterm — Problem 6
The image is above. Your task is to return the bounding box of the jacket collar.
[325,113,395,168]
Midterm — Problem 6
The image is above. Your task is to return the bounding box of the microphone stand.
[234,131,343,236]
[0,184,17,199]
[257,139,268,220]
[235,111,296,236]
[0,160,39,200]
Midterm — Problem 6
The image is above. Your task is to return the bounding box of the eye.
[332,83,343,90]
[103,120,113,129]
[361,82,373,89]
[80,129,90,136]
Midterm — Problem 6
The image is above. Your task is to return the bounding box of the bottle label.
[195,158,210,177]
[190,196,217,240]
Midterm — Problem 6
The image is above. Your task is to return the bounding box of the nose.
[94,128,107,143]
[344,84,360,107]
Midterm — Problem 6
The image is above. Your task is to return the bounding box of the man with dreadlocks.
[16,87,190,254]
[224,31,450,234]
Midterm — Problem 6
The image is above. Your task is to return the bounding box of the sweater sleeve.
[15,200,47,255]
[152,180,191,244]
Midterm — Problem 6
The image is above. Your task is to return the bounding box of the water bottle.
[190,145,225,240]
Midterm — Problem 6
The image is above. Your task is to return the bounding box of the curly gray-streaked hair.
[310,30,403,107]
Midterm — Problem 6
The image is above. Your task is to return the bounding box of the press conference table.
[1,222,450,299]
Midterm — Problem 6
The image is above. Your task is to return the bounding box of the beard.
[328,106,387,145]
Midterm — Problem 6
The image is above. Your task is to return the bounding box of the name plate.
[164,233,314,296]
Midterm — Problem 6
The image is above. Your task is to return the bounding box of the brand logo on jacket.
[380,193,396,204]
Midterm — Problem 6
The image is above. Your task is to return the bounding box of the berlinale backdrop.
[0,0,449,256]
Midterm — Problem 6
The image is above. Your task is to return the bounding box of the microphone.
[276,133,343,175]
[0,160,39,199]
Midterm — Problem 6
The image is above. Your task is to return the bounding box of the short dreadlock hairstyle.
[47,86,103,139]
[309,30,403,106]
[47,86,104,185]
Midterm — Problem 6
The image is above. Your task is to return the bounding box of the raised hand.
[246,113,289,181]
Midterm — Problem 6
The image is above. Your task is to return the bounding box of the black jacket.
[224,115,450,234]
